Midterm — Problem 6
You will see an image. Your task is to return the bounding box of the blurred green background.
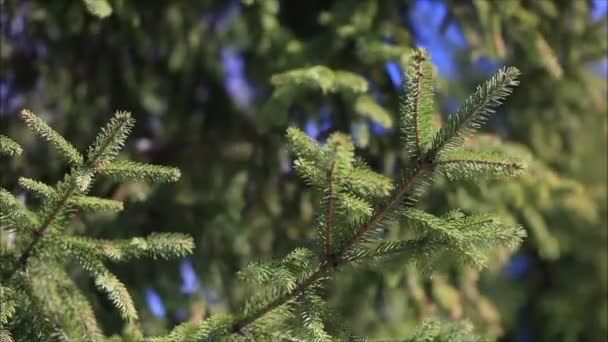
[1,0,606,341]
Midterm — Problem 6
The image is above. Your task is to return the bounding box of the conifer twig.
[324,160,336,259]
[4,184,78,281]
[3,111,132,282]
[231,156,433,334]
[412,52,425,155]
[401,48,434,158]
[19,109,84,166]
[233,265,329,332]
[437,159,522,169]
[336,163,431,256]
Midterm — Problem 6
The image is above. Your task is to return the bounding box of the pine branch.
[229,121,494,336]
[18,178,124,212]
[0,188,37,232]
[238,261,277,285]
[299,294,332,341]
[3,108,191,337]
[344,161,394,199]
[230,158,433,335]
[88,262,138,321]
[345,237,430,263]
[409,53,423,154]
[3,111,136,282]
[232,266,329,333]
[404,209,526,268]
[286,127,321,162]
[28,261,104,340]
[0,135,22,157]
[164,50,522,340]
[270,66,368,95]
[19,109,83,166]
[86,111,134,168]
[336,163,432,255]
[60,246,138,321]
[335,192,372,223]
[293,158,325,188]
[3,181,79,281]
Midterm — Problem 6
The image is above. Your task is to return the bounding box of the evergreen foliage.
[2,1,605,340]
[0,48,526,342]
[0,110,191,341]
[82,0,113,19]
[441,2,607,340]
[0,136,22,157]
[404,318,480,342]
[151,48,525,341]
[262,66,393,131]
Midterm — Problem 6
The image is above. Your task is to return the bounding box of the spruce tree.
[3,1,604,340]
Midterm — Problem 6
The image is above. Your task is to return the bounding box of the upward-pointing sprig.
[430,66,521,155]
[0,109,192,340]
[401,48,435,158]
[19,109,84,166]
[156,49,525,341]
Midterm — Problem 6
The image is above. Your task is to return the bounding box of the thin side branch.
[437,159,523,169]
[412,53,424,155]
[3,183,78,281]
[87,115,130,168]
[324,160,336,259]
